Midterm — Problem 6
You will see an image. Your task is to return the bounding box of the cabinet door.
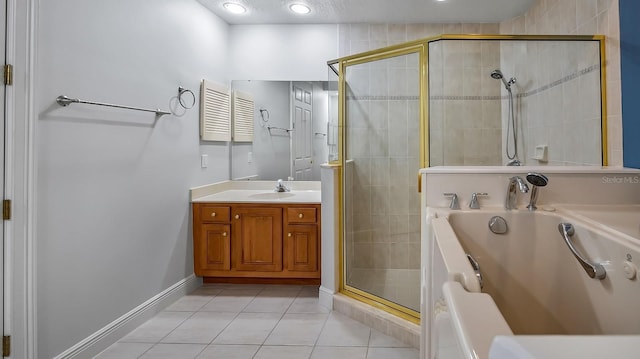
[286,224,318,272]
[194,223,231,274]
[232,207,283,272]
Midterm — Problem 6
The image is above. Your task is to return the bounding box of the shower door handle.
[558,223,606,280]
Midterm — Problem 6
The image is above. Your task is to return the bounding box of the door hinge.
[3,200,11,220]
[3,64,12,86]
[2,335,10,357]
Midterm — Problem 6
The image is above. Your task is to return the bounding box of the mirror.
[230,80,335,181]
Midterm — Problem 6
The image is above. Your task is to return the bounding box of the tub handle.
[466,253,483,289]
[558,223,606,280]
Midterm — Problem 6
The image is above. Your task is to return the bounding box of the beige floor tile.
[161,312,237,344]
[212,312,282,345]
[196,344,260,359]
[242,290,297,313]
[253,345,313,359]
[310,346,368,359]
[316,312,371,347]
[287,296,331,314]
[139,343,206,358]
[369,329,410,347]
[101,284,420,358]
[199,289,259,312]
[120,312,192,343]
[264,313,329,345]
[94,342,153,359]
[165,294,214,312]
[366,347,419,359]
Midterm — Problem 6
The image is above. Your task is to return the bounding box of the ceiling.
[198,0,536,25]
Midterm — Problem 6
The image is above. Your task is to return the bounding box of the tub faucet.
[275,179,290,192]
[469,192,488,209]
[505,176,529,210]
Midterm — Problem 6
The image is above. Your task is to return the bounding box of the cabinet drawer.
[200,205,230,223]
[287,207,317,224]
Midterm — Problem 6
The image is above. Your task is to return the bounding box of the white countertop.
[190,180,321,204]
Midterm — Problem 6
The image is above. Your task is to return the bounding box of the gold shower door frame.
[331,41,428,323]
[329,34,607,324]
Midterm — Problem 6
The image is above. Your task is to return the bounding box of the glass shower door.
[342,47,424,319]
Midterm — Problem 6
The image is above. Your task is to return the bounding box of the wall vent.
[200,80,231,142]
[232,90,254,142]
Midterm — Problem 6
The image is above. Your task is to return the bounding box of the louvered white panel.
[232,90,254,142]
[200,79,231,142]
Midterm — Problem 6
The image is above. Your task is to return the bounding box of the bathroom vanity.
[190,181,321,284]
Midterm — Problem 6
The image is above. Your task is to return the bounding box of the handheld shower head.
[490,69,515,91]
[490,69,504,80]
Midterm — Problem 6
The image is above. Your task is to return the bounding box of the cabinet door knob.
[288,233,292,237]
[298,213,303,218]
[211,212,216,217]
[222,232,227,237]
[235,214,240,219]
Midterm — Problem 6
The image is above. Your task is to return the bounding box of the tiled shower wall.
[428,39,503,166]
[499,40,602,165]
[344,54,421,273]
[500,0,623,166]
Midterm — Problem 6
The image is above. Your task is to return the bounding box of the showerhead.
[490,69,516,91]
[490,69,504,80]
[526,172,549,187]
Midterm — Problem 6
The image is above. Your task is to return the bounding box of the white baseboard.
[318,285,334,310]
[54,274,202,359]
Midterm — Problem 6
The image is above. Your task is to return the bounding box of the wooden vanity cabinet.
[285,207,319,273]
[193,205,231,273]
[232,206,283,272]
[192,203,320,281]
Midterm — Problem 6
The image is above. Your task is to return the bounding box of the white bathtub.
[426,208,640,359]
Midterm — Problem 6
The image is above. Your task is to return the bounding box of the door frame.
[5,0,38,358]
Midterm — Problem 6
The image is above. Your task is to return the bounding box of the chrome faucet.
[275,179,290,193]
[469,192,488,209]
[505,176,529,210]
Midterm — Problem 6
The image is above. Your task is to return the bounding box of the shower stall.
[329,35,606,323]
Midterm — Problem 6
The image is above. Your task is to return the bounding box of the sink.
[248,192,296,200]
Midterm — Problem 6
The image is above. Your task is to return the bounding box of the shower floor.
[346,268,420,312]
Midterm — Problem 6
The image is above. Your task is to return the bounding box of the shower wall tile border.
[344,64,599,102]
[346,95,420,101]
[430,63,600,101]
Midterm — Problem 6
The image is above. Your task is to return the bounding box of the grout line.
[365,328,373,359]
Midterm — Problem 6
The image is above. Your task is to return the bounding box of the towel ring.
[178,86,195,109]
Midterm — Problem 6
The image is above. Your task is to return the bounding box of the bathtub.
[426,208,640,359]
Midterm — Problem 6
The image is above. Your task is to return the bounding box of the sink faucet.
[275,179,290,193]
[505,176,529,210]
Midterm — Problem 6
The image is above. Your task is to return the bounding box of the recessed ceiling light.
[223,2,246,14]
[289,4,311,14]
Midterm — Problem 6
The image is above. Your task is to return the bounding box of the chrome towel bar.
[267,126,293,133]
[56,95,171,116]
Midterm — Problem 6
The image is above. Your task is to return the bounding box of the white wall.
[229,24,338,81]
[36,0,229,356]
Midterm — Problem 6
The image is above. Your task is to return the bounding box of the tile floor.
[96,284,420,359]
